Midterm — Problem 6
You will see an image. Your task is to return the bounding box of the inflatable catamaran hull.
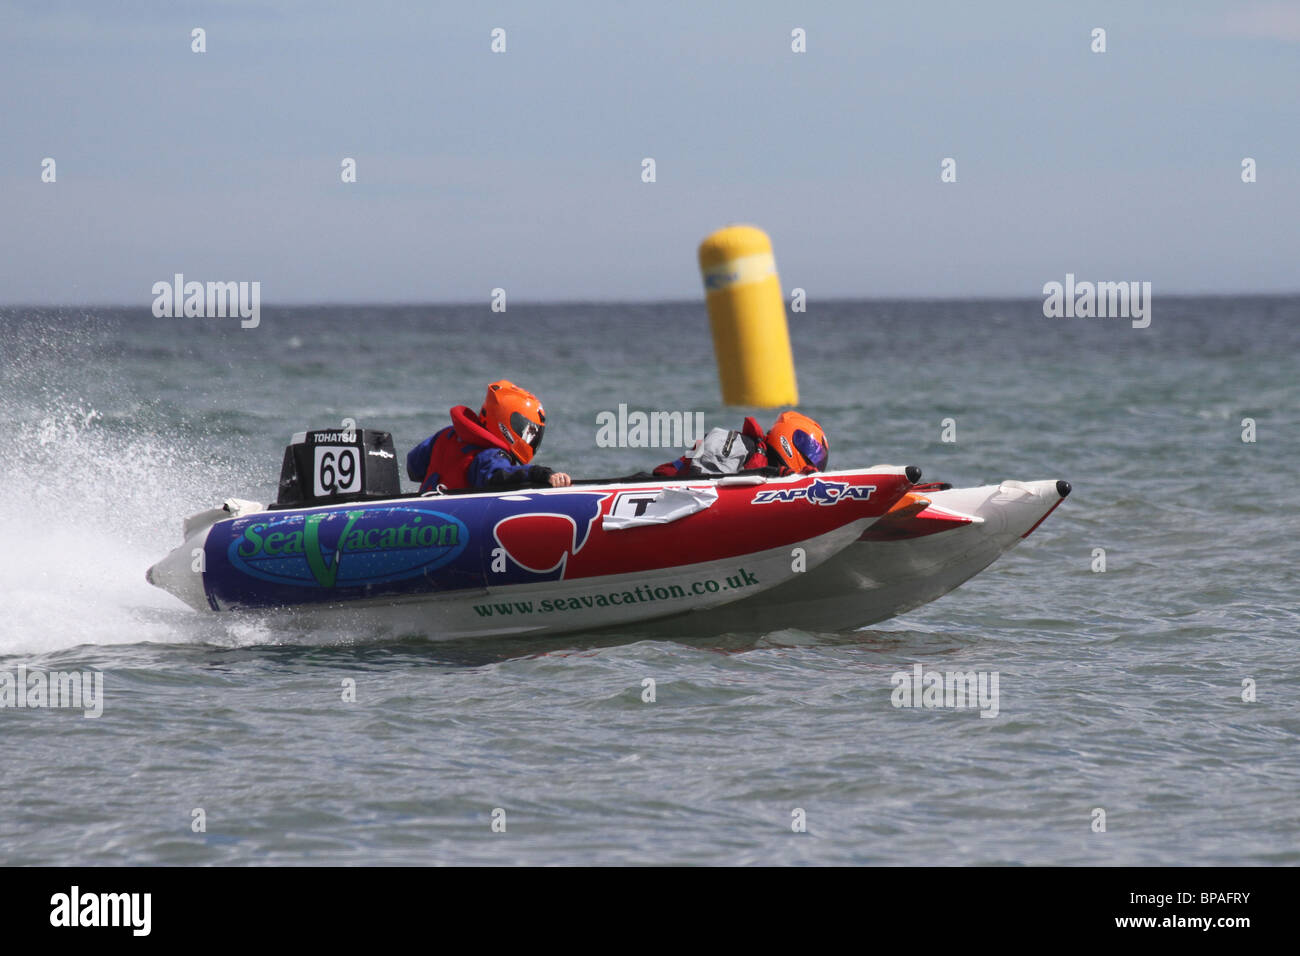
[633,478,1072,636]
[147,429,1071,638]
[148,468,921,638]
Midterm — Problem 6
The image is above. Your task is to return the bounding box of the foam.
[0,394,269,655]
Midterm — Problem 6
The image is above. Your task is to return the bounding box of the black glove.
[484,465,552,488]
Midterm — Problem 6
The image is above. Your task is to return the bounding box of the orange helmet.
[480,380,546,464]
[767,411,829,472]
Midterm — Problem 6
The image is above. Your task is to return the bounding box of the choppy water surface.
[0,299,1296,864]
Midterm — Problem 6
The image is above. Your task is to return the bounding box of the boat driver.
[406,380,573,492]
[652,411,829,479]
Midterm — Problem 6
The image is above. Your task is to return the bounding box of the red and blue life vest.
[417,406,515,492]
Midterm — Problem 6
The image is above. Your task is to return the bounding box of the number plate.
[313,445,361,497]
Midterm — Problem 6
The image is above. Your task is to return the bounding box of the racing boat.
[146,426,1070,638]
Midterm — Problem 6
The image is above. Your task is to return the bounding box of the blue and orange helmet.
[767,411,829,473]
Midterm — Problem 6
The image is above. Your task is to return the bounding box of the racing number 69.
[315,446,360,495]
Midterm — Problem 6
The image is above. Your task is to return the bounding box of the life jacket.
[673,417,771,476]
[422,405,515,491]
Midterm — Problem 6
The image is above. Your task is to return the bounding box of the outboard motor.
[275,427,401,507]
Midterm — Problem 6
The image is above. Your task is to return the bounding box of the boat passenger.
[406,380,572,492]
[652,411,829,479]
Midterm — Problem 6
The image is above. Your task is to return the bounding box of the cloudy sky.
[2,0,1297,304]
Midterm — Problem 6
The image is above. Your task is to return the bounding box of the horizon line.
[4,289,1299,311]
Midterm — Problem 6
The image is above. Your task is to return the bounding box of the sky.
[1,0,1297,304]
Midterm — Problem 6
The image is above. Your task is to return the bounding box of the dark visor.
[793,430,827,469]
[510,411,545,451]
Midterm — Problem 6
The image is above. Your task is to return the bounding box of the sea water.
[0,299,1295,864]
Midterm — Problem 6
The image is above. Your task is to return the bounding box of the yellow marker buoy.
[698,224,798,407]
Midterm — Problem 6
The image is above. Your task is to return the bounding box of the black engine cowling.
[275,427,401,507]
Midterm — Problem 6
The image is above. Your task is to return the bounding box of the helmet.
[767,411,829,472]
[480,380,546,464]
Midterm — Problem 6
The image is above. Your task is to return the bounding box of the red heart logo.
[493,514,578,573]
